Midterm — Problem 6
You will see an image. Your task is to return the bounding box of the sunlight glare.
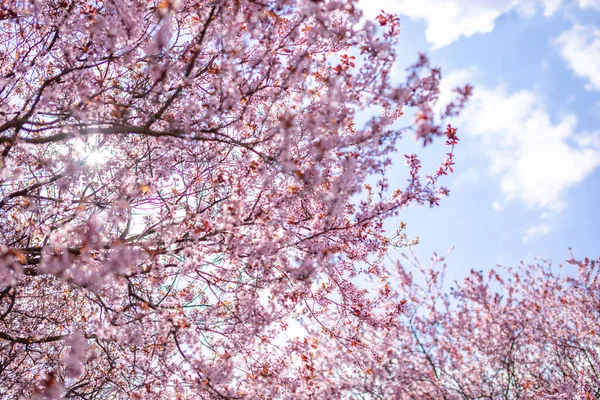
[85,148,111,166]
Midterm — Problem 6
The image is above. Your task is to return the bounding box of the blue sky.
[359,0,600,280]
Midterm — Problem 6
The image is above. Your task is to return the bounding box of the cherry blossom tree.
[0,0,468,398]
[2,1,595,399]
[311,251,600,399]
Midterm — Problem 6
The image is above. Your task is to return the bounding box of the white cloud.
[492,201,504,212]
[359,0,563,48]
[578,0,600,9]
[441,69,600,211]
[556,25,600,91]
[573,132,600,149]
[523,223,551,243]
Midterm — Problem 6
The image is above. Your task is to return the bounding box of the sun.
[85,148,112,166]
